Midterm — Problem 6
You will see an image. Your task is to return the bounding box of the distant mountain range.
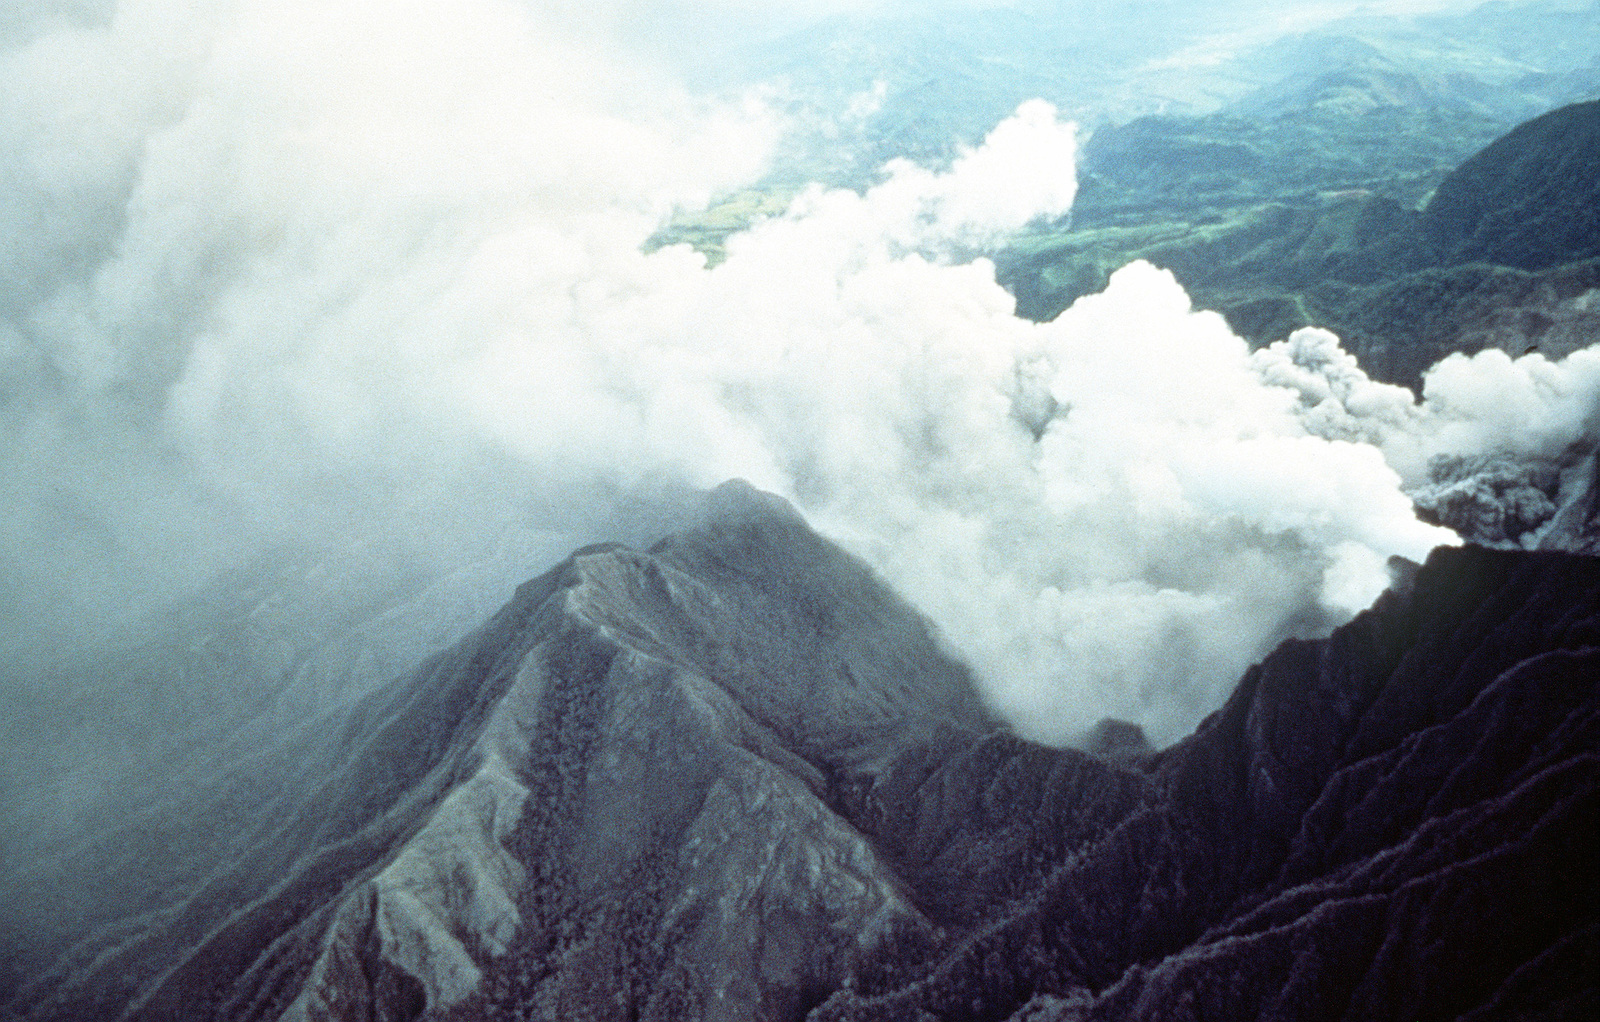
[690,0,1599,185]
[656,2,1600,392]
[1001,99,1600,388]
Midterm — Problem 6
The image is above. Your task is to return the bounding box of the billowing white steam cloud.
[2,0,1595,747]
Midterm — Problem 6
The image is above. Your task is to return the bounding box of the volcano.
[4,481,1595,1022]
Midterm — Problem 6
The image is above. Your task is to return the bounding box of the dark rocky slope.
[2,482,1596,1021]
[816,540,1600,1022]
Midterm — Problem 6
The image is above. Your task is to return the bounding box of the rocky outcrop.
[2,483,1596,1021]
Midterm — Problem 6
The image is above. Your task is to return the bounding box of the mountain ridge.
[4,482,1596,1021]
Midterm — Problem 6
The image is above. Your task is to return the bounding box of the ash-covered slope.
[4,483,1597,1022]
[3,482,999,1022]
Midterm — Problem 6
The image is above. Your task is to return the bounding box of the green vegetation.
[1071,104,1509,226]
[643,187,800,267]
[647,94,1600,394]
[1422,99,1600,270]
[1000,98,1600,388]
[647,3,1598,388]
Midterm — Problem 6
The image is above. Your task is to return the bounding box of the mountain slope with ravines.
[4,6,1599,1019]
[1,481,1594,1021]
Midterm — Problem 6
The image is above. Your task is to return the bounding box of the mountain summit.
[3,483,1596,1021]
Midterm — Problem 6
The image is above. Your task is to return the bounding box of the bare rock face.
[3,482,1596,1022]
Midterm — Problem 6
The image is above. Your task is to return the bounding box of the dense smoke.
[1,0,1596,756]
